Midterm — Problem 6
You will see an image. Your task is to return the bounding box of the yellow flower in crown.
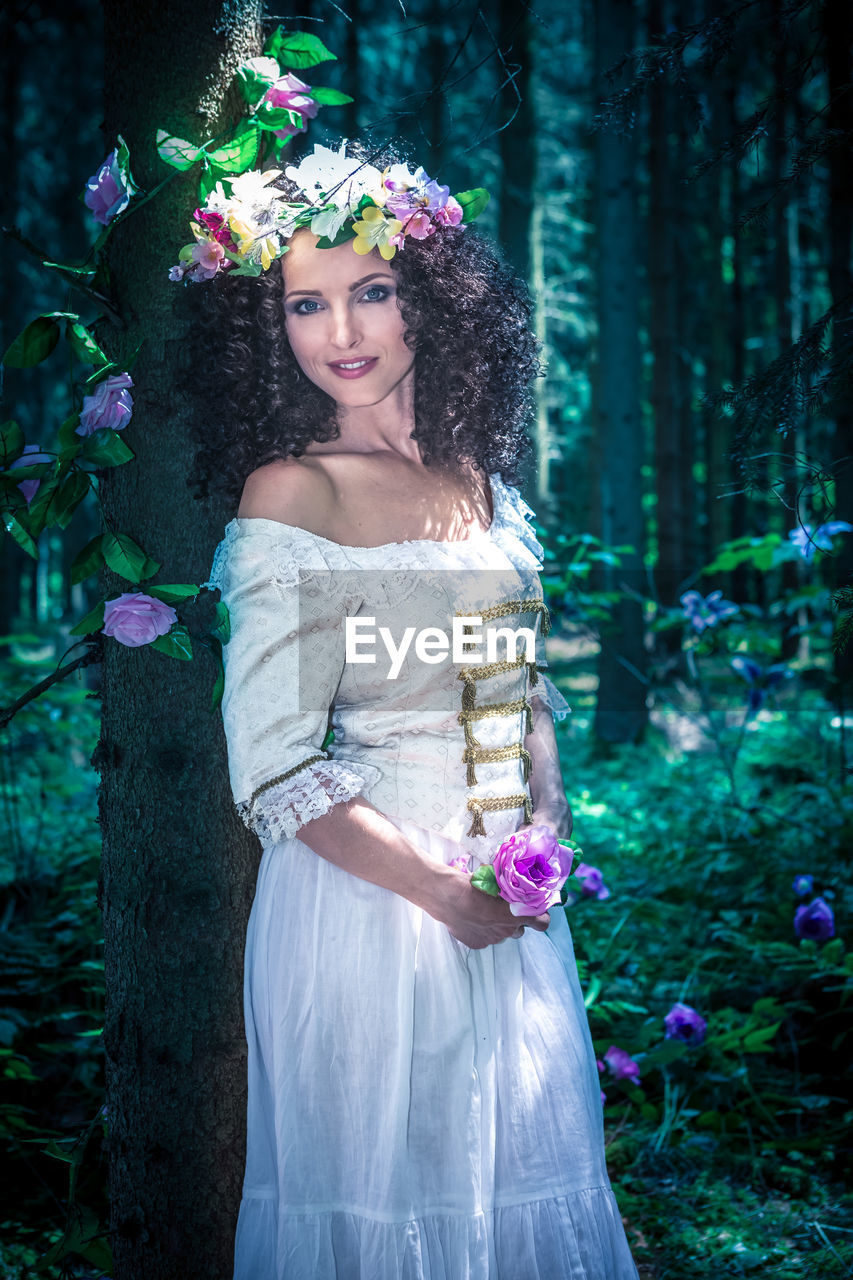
[351,204,404,261]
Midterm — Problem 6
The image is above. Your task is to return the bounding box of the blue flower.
[681,589,739,633]
[788,521,853,561]
[731,655,792,712]
[792,874,814,896]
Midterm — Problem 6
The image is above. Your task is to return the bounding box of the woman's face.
[281,231,415,408]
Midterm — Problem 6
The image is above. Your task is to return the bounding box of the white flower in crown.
[382,162,420,191]
[285,141,384,211]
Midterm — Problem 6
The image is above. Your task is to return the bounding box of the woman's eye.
[362,285,390,302]
[293,299,321,315]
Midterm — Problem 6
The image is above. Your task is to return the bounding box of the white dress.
[203,472,641,1280]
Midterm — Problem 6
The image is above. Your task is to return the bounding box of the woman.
[194,139,640,1278]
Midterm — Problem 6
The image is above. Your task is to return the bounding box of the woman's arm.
[524,694,572,839]
[295,796,551,949]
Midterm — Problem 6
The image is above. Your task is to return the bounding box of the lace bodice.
[202,472,570,853]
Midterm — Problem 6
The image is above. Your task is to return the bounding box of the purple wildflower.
[792,874,814,897]
[788,522,853,562]
[680,589,739,633]
[663,1001,707,1046]
[794,897,835,942]
[731,655,792,712]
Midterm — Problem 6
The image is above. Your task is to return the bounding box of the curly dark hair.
[184,138,542,509]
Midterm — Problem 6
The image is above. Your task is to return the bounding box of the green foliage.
[0,639,108,1274]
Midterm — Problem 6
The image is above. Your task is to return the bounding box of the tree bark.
[591,0,648,745]
[99,4,263,1275]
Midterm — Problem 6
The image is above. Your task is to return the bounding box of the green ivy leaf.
[100,530,157,583]
[309,86,354,106]
[207,122,261,172]
[69,598,106,636]
[146,583,204,604]
[2,313,73,368]
[79,428,135,467]
[156,130,201,171]
[264,28,337,69]
[2,509,39,558]
[210,600,231,644]
[149,625,193,660]
[57,413,83,451]
[70,535,105,586]
[254,100,304,132]
[455,188,490,223]
[65,320,111,369]
[41,469,89,530]
[0,420,25,466]
[235,55,282,104]
[470,864,500,896]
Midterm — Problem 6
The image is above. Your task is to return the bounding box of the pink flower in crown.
[102,593,177,647]
[10,445,53,504]
[192,208,239,251]
[434,196,464,226]
[492,825,573,917]
[190,239,226,280]
[262,72,320,141]
[76,373,134,436]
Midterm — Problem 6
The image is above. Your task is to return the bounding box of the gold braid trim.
[249,753,329,809]
[457,657,537,711]
[466,793,534,838]
[456,597,550,636]
[457,696,533,747]
[462,742,532,787]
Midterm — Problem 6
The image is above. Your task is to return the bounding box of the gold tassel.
[525,700,534,735]
[523,794,533,824]
[460,717,482,750]
[521,748,531,783]
[467,803,486,838]
[542,603,551,636]
[461,677,477,712]
[465,752,478,786]
[528,661,539,688]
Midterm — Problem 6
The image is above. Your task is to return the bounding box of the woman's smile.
[281,231,414,412]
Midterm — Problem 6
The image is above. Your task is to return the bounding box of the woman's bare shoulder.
[237,457,336,536]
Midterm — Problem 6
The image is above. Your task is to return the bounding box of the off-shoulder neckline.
[225,470,504,552]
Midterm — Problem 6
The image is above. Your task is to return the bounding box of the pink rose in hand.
[102,592,177,647]
[492,825,574,917]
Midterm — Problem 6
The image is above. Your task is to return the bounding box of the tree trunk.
[648,0,684,637]
[591,0,648,746]
[823,0,853,699]
[99,4,263,1275]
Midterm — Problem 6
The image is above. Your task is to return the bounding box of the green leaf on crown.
[264,28,337,69]
[149,625,193,660]
[207,123,260,173]
[309,86,354,106]
[315,226,357,250]
[455,188,490,223]
[235,56,281,104]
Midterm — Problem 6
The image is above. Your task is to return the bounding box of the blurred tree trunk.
[648,0,684,642]
[99,3,263,1276]
[823,0,853,699]
[591,0,648,745]
[703,70,731,579]
[724,68,750,609]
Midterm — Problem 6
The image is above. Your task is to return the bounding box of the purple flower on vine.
[730,656,792,712]
[788,522,853,562]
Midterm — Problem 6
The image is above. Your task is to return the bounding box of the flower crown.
[170,140,490,284]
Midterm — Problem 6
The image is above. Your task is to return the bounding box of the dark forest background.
[1,0,852,1276]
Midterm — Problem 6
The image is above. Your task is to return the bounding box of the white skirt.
[233,814,641,1280]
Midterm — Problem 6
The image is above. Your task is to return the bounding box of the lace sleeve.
[208,525,380,846]
[528,603,572,722]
